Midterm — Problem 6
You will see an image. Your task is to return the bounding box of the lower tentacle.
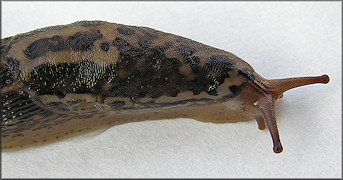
[255,115,266,130]
[257,96,283,153]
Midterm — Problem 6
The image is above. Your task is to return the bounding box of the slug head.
[247,73,330,153]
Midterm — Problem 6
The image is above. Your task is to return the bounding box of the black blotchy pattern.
[24,36,65,60]
[24,26,242,112]
[229,85,243,97]
[67,31,103,51]
[26,60,117,99]
[24,31,104,60]
[26,46,234,102]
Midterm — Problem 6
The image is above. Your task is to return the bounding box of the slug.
[1,20,329,153]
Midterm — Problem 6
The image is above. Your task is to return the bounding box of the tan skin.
[1,21,330,153]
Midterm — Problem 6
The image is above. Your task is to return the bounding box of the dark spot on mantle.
[101,42,110,52]
[24,36,65,60]
[67,31,103,51]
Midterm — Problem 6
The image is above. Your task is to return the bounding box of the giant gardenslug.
[1,21,329,153]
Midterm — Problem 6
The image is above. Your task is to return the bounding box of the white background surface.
[1,2,341,178]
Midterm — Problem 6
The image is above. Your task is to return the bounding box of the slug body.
[1,21,329,153]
